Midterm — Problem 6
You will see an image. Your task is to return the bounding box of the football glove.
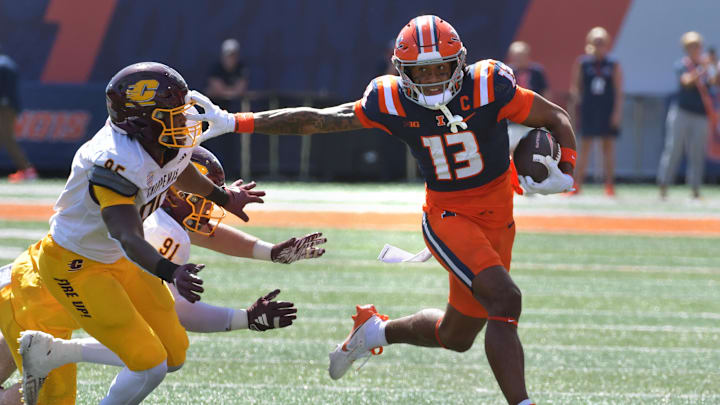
[173,263,204,303]
[247,289,297,331]
[186,90,236,143]
[519,155,575,195]
[271,232,327,264]
[222,179,265,222]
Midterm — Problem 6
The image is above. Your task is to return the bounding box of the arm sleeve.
[93,185,136,208]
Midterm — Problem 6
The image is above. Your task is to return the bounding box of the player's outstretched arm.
[253,102,364,135]
[187,90,364,141]
[188,223,326,263]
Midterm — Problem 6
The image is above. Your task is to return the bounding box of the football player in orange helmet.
[190,15,577,405]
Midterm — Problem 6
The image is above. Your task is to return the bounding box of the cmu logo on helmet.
[125,79,160,107]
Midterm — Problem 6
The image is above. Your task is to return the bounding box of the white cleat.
[328,304,388,380]
[18,330,70,405]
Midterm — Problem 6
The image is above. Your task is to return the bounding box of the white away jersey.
[50,122,193,263]
[143,209,191,266]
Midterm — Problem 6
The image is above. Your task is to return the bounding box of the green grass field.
[1,214,719,404]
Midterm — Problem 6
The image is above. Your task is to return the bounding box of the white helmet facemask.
[394,48,468,133]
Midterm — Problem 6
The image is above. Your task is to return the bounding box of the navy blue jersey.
[511,62,548,95]
[675,57,711,115]
[579,55,616,117]
[354,60,535,193]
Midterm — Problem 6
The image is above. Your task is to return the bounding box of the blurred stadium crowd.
[1,0,720,198]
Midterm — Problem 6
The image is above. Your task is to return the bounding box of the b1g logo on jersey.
[68,259,84,271]
[125,79,159,107]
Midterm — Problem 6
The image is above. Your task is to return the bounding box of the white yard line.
[187,335,720,354]
[0,247,22,260]
[0,228,47,240]
[294,303,720,321]
[2,182,720,218]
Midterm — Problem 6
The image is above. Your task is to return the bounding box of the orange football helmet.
[392,15,466,108]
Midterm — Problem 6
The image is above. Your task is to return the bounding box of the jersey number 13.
[421,131,484,181]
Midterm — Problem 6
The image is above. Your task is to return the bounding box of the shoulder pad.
[361,75,406,117]
[88,165,139,197]
[468,59,519,108]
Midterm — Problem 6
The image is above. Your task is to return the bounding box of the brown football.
[513,128,560,182]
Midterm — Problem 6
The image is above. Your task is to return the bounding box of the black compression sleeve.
[156,258,179,283]
[206,185,229,206]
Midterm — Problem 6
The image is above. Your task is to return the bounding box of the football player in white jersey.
[7,62,267,405]
[0,147,325,405]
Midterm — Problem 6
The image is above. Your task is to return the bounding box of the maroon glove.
[223,179,265,222]
[247,289,297,331]
[173,263,204,303]
[271,232,327,264]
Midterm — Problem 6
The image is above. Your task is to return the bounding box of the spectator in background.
[657,32,717,200]
[568,27,623,196]
[204,38,249,178]
[206,38,248,111]
[506,41,551,153]
[0,46,36,183]
[507,41,550,99]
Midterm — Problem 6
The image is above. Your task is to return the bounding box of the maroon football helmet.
[162,147,226,235]
[105,62,201,149]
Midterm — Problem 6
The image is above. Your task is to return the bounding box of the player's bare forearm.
[102,205,167,274]
[188,223,258,258]
[254,102,364,135]
[174,162,216,196]
[522,94,577,175]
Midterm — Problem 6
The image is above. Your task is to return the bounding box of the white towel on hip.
[377,244,432,263]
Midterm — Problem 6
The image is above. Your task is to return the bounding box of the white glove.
[185,90,236,143]
[519,155,575,195]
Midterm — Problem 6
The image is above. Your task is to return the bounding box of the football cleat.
[18,331,70,405]
[328,304,388,380]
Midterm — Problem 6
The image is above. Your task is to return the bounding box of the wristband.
[156,258,179,283]
[234,113,255,133]
[560,147,577,168]
[252,240,273,261]
[230,309,249,331]
[206,185,229,206]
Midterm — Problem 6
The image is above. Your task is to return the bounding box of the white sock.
[100,361,167,405]
[169,283,235,332]
[364,318,388,349]
[49,337,83,368]
[78,337,125,367]
[518,399,535,405]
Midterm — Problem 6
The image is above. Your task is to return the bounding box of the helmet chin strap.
[435,103,467,133]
